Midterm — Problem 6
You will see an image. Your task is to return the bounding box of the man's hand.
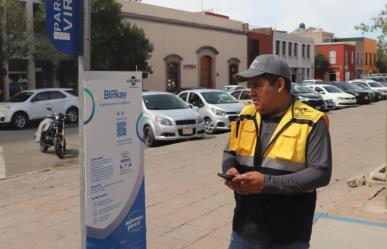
[224,167,240,191]
[232,171,264,195]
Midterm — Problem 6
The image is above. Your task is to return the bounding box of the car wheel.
[11,112,28,129]
[143,126,156,147]
[204,117,215,134]
[66,107,78,123]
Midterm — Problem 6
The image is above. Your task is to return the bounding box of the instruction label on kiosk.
[84,71,146,249]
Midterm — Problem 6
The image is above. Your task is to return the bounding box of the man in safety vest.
[223,54,332,249]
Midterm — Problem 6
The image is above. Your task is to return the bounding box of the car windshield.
[323,86,342,93]
[143,94,188,110]
[8,91,34,102]
[201,92,238,104]
[369,82,383,88]
[336,83,358,91]
[291,84,313,94]
[353,83,371,90]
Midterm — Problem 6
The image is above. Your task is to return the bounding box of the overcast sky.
[141,0,384,39]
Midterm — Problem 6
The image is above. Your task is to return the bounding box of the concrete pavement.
[0,101,386,248]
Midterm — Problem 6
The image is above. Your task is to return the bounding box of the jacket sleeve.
[222,140,239,173]
[263,118,332,194]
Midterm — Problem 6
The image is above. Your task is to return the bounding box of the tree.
[315,52,329,77]
[355,4,387,72]
[0,0,29,100]
[91,0,153,73]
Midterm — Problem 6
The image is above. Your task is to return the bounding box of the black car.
[291,83,324,110]
[330,82,373,104]
[350,82,382,101]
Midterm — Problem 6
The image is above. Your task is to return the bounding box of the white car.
[230,89,253,106]
[302,79,324,85]
[0,88,79,129]
[142,91,205,147]
[223,84,247,93]
[305,84,357,109]
[177,89,244,134]
[349,80,387,98]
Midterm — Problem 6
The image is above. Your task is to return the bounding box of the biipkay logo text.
[127,76,141,88]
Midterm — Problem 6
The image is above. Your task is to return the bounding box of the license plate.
[364,96,368,100]
[182,128,193,135]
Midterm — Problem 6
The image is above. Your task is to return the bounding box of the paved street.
[0,101,386,249]
[0,124,79,177]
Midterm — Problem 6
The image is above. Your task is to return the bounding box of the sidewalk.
[1,163,386,249]
[1,136,386,249]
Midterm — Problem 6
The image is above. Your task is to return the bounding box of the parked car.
[378,81,387,88]
[142,91,205,147]
[302,79,324,85]
[223,84,247,93]
[177,89,244,134]
[330,82,373,104]
[0,88,79,129]
[363,80,387,96]
[349,81,384,101]
[305,84,357,109]
[291,83,325,110]
[230,89,253,105]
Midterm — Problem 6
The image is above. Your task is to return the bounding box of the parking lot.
[0,100,386,249]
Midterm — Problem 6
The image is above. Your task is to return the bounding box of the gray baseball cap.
[234,54,291,82]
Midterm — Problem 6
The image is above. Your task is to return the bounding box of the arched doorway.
[200,56,212,88]
[166,62,179,93]
[164,54,182,93]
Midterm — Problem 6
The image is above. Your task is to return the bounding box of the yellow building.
[333,37,378,75]
[363,38,378,73]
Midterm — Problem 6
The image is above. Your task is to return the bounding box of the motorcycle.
[35,108,67,159]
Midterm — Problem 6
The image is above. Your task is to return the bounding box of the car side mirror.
[46,107,53,111]
[31,98,37,102]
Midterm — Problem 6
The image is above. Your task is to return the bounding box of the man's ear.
[276,78,286,93]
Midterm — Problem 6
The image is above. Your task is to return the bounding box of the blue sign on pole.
[45,0,80,56]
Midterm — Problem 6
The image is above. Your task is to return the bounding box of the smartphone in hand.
[217,172,235,181]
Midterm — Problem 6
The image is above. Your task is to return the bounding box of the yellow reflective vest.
[229,100,328,174]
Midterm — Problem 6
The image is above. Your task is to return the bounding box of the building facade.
[315,43,356,81]
[331,37,378,75]
[121,1,247,92]
[248,28,273,66]
[292,23,334,44]
[273,31,315,82]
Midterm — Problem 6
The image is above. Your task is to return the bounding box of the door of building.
[329,73,337,81]
[200,56,212,88]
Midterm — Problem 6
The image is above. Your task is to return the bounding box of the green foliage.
[315,52,329,74]
[0,0,29,62]
[91,0,153,72]
[355,4,387,72]
[355,4,386,47]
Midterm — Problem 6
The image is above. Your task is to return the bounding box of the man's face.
[247,76,280,115]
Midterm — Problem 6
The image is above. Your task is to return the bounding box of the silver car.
[177,89,244,134]
[142,91,205,147]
